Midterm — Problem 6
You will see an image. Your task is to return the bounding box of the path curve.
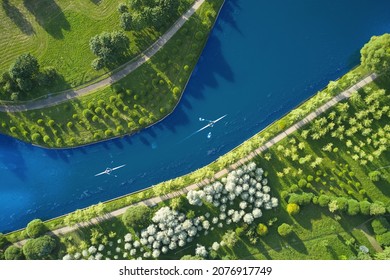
[0,0,206,113]
[14,73,378,247]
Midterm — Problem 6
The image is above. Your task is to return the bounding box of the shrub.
[117,3,128,13]
[256,223,268,236]
[26,219,46,238]
[195,31,204,40]
[22,235,57,260]
[371,218,390,235]
[359,201,372,215]
[307,175,314,182]
[286,203,300,215]
[277,223,293,237]
[120,12,132,31]
[122,205,151,230]
[186,210,195,220]
[5,245,24,260]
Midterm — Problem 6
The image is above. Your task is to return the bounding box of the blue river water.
[1,0,390,232]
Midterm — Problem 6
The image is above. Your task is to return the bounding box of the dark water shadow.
[2,0,35,35]
[215,0,242,35]
[23,0,70,39]
[0,134,27,181]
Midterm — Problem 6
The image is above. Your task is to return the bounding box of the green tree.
[0,233,9,249]
[361,34,390,76]
[347,199,360,215]
[370,202,387,216]
[256,223,268,236]
[318,195,331,207]
[89,31,130,69]
[120,12,132,31]
[286,203,300,215]
[9,53,39,90]
[359,200,371,215]
[371,218,390,235]
[222,230,238,249]
[377,232,390,246]
[170,196,184,211]
[26,219,46,238]
[375,246,390,260]
[122,205,151,230]
[277,223,293,237]
[22,235,57,260]
[4,245,24,260]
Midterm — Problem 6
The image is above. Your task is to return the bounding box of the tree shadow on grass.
[23,0,70,39]
[293,205,322,231]
[2,0,35,35]
[284,232,308,255]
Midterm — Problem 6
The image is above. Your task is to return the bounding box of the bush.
[117,3,128,13]
[277,223,293,237]
[22,235,57,260]
[359,201,371,215]
[195,31,204,40]
[286,203,300,215]
[122,205,151,230]
[256,223,268,236]
[5,245,24,260]
[26,219,46,238]
[371,218,390,235]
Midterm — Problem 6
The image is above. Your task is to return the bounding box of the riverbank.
[3,66,374,243]
[0,0,224,148]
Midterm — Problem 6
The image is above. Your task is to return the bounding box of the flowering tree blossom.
[195,244,207,258]
[252,208,262,218]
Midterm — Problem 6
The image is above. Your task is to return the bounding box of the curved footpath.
[0,0,206,113]
[14,73,378,247]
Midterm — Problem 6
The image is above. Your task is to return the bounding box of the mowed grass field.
[0,0,192,92]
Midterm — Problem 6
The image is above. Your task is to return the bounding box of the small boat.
[94,164,126,176]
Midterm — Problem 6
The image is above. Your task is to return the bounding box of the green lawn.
[0,0,223,147]
[0,0,194,99]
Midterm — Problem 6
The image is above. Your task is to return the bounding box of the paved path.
[0,0,206,113]
[14,73,378,247]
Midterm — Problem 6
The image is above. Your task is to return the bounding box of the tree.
[318,195,331,207]
[277,223,293,237]
[286,203,300,215]
[0,233,8,249]
[375,246,390,260]
[89,31,130,69]
[370,202,387,216]
[120,12,132,31]
[169,196,184,211]
[361,34,390,76]
[222,230,238,249]
[9,54,39,81]
[256,223,268,236]
[4,245,24,260]
[371,218,390,235]
[26,219,46,238]
[22,235,57,260]
[122,205,151,230]
[368,171,381,182]
[377,232,390,246]
[359,200,371,215]
[347,199,360,215]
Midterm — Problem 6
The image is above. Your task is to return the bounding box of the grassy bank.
[0,0,194,100]
[0,0,222,147]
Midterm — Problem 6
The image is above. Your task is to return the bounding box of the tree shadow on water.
[23,0,70,39]
[2,0,35,35]
[215,0,242,35]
